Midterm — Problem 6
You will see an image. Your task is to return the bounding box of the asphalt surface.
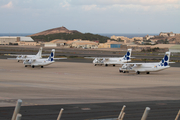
[0,100,180,120]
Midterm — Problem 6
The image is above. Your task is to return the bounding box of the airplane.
[23,49,67,68]
[7,47,43,62]
[119,52,175,74]
[85,49,133,67]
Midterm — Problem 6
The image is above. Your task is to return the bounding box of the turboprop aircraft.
[7,47,43,62]
[23,49,67,68]
[85,49,133,66]
[119,52,174,74]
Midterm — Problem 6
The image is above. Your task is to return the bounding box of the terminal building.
[0,36,34,45]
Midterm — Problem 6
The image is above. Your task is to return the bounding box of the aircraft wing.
[169,62,175,63]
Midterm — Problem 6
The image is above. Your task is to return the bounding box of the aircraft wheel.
[136,71,140,74]
[113,64,115,67]
[32,65,35,68]
[105,64,108,67]
[94,64,96,66]
[18,60,19,62]
[25,65,27,67]
[146,72,150,74]
[41,66,43,68]
[123,71,126,73]
[119,70,122,73]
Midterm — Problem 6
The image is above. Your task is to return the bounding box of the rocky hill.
[28,26,80,36]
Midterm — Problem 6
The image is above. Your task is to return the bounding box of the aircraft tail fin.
[123,49,132,60]
[159,52,171,66]
[48,49,55,61]
[36,47,42,58]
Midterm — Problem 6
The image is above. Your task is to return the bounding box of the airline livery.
[23,49,67,68]
[85,49,133,66]
[7,47,43,62]
[119,52,174,74]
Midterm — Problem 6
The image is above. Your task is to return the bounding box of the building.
[71,40,98,49]
[44,42,57,47]
[110,35,134,44]
[0,36,17,45]
[0,36,34,45]
[159,32,175,37]
[133,37,143,41]
[19,37,34,42]
[145,35,154,40]
[18,42,37,46]
[98,40,123,48]
[50,39,67,46]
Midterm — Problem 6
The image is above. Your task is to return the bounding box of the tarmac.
[0,59,180,119]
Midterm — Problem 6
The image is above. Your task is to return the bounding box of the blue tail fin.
[48,49,55,61]
[123,49,132,60]
[159,52,171,66]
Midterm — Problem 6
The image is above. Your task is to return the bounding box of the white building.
[19,37,34,42]
[0,36,34,45]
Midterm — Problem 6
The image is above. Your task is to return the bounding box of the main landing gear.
[119,70,129,73]
[136,71,150,74]
[136,71,140,74]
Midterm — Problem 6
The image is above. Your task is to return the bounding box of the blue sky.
[0,0,180,34]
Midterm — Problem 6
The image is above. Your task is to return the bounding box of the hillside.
[29,27,110,43]
[28,26,80,36]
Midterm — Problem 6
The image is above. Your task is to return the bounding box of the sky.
[0,0,180,34]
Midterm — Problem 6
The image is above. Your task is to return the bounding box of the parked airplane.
[119,52,174,74]
[7,47,43,62]
[85,49,133,66]
[23,49,67,68]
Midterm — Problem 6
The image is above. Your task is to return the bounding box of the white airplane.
[119,52,175,74]
[23,49,67,68]
[7,47,43,62]
[85,49,133,66]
